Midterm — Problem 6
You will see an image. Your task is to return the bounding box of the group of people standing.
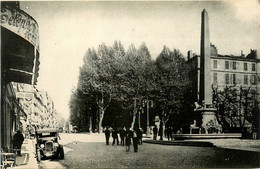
[104,127,143,152]
[153,126,182,141]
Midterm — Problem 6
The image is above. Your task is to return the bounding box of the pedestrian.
[133,128,138,152]
[120,127,126,146]
[104,127,110,145]
[125,128,132,152]
[153,126,158,140]
[159,124,163,140]
[13,130,24,156]
[180,128,183,134]
[112,128,119,145]
[252,127,257,139]
[137,128,143,145]
[167,127,172,141]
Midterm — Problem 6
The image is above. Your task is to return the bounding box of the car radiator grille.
[45,142,54,151]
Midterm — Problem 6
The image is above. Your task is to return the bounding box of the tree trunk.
[162,118,168,137]
[98,108,104,133]
[131,109,137,130]
[98,91,105,134]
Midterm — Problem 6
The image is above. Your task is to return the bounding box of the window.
[232,74,236,85]
[225,61,229,69]
[213,73,218,83]
[244,75,248,85]
[225,74,229,84]
[213,60,217,69]
[244,63,247,71]
[251,75,256,85]
[233,62,236,70]
[252,63,256,71]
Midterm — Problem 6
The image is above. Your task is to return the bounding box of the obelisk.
[200,9,212,106]
[198,9,220,133]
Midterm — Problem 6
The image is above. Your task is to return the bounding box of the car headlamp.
[40,144,44,148]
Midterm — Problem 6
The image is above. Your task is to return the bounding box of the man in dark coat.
[120,127,126,146]
[104,127,110,145]
[167,127,172,141]
[159,125,163,140]
[137,128,143,145]
[13,130,24,156]
[125,128,132,152]
[133,128,138,152]
[153,126,158,140]
[112,128,119,145]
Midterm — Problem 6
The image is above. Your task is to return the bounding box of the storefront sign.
[1,6,39,50]
[16,92,33,100]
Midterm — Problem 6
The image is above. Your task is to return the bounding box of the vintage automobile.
[35,128,64,161]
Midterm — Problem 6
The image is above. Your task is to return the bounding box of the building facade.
[1,2,40,151]
[12,82,59,133]
[187,49,259,99]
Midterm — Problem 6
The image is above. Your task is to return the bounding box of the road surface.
[37,133,260,168]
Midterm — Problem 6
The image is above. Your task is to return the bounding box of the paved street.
[35,133,260,168]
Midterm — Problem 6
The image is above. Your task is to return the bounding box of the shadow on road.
[58,141,260,168]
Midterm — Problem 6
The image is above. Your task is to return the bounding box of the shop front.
[1,1,40,151]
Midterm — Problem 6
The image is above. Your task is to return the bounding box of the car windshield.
[38,132,57,138]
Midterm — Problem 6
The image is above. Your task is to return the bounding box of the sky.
[19,0,260,120]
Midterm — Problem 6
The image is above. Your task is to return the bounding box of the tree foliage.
[69,41,192,133]
[212,85,260,132]
[154,46,193,131]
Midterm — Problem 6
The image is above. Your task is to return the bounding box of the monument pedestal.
[194,107,222,134]
[200,108,221,134]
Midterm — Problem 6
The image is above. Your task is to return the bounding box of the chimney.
[241,50,245,57]
[187,50,192,60]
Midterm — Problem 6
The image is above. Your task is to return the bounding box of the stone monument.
[197,9,221,134]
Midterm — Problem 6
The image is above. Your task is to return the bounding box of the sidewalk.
[143,137,260,152]
[7,139,38,169]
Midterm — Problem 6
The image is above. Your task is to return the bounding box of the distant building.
[12,82,59,131]
[187,9,260,132]
[187,48,259,100]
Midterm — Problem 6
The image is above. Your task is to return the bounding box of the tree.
[70,41,192,134]
[118,43,156,129]
[212,85,260,132]
[74,41,129,133]
[155,46,192,133]
[69,88,93,132]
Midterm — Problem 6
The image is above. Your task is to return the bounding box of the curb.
[143,139,216,147]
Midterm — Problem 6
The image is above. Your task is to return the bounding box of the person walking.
[112,128,119,145]
[120,127,126,146]
[159,124,163,140]
[137,128,143,145]
[104,127,110,145]
[13,130,24,156]
[125,128,132,152]
[133,128,138,152]
[167,127,172,141]
[153,126,158,140]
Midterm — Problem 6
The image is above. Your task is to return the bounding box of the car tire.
[59,146,64,159]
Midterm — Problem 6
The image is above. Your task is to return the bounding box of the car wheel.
[59,146,64,159]
[36,150,41,162]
